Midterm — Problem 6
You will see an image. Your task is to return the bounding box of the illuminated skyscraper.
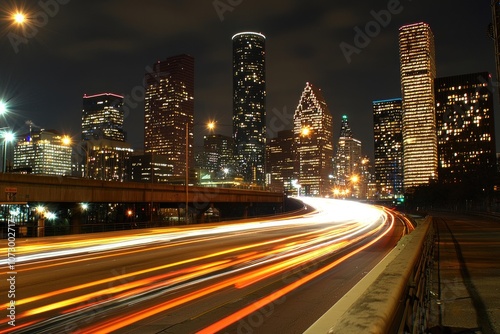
[333,116,361,183]
[82,93,125,142]
[435,72,496,185]
[232,32,266,185]
[13,130,72,176]
[81,93,132,180]
[399,22,438,190]
[201,134,235,177]
[293,82,333,196]
[333,115,362,198]
[372,98,403,199]
[144,54,194,179]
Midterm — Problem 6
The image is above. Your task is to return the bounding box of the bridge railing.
[305,216,434,334]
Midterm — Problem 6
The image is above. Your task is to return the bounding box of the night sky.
[0,0,497,158]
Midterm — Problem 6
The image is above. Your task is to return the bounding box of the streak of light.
[0,199,381,266]
[80,203,388,333]
[0,198,393,332]
[197,209,395,334]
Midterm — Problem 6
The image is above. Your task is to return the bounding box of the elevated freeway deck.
[0,173,283,204]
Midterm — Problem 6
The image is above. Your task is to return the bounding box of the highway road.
[0,197,413,334]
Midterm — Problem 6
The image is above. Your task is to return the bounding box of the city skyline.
[0,1,497,159]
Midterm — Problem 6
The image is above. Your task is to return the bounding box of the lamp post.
[185,122,189,224]
[295,126,311,196]
[63,137,91,178]
[1,130,15,173]
[185,120,217,224]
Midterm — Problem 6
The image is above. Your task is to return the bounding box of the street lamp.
[185,120,218,223]
[59,136,89,177]
[295,126,312,196]
[13,12,26,24]
[0,101,7,116]
[2,130,15,172]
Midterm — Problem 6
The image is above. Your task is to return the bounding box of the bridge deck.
[0,174,283,203]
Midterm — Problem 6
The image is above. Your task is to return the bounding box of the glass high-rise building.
[293,82,333,196]
[82,93,125,142]
[13,130,72,176]
[333,115,363,198]
[333,115,362,184]
[399,22,438,190]
[81,92,132,180]
[202,134,234,177]
[232,32,266,185]
[435,72,497,186]
[144,54,194,179]
[373,98,403,199]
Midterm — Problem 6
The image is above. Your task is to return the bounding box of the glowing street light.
[13,12,26,24]
[0,101,7,116]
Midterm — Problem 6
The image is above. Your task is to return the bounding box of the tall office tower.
[82,93,125,141]
[202,134,235,178]
[435,72,497,186]
[266,130,295,193]
[399,22,438,190]
[13,130,72,175]
[232,32,266,185]
[293,82,333,196]
[333,115,362,196]
[81,93,132,180]
[372,99,404,199]
[144,54,194,179]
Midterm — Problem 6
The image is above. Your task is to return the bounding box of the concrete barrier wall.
[305,216,433,334]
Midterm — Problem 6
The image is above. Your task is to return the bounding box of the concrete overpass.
[0,173,284,204]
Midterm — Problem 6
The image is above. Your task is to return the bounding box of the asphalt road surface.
[0,197,411,334]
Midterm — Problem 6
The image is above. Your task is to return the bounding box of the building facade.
[232,32,266,185]
[435,72,497,186]
[13,130,72,176]
[266,130,294,193]
[293,82,333,196]
[85,139,133,182]
[82,93,125,141]
[197,134,235,179]
[399,22,438,190]
[373,98,404,199]
[81,92,132,180]
[144,54,194,180]
[129,153,173,183]
[333,115,362,189]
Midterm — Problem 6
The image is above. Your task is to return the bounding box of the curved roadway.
[0,197,412,334]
